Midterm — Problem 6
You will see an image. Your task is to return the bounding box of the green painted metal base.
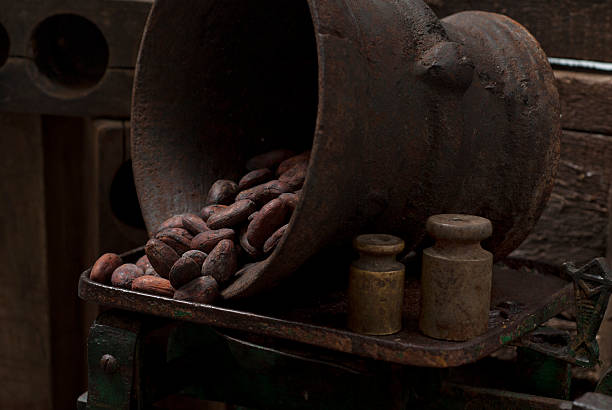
[82,309,612,409]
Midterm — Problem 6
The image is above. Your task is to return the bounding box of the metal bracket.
[566,258,612,367]
[516,258,612,368]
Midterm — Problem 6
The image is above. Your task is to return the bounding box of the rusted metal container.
[131,0,560,298]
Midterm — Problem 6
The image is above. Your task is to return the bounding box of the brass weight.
[419,214,493,341]
[348,234,405,335]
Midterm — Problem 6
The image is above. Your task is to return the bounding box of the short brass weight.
[348,234,405,335]
[419,214,493,341]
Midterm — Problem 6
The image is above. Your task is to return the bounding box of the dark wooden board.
[1,0,150,67]
[428,0,612,62]
[41,116,95,410]
[91,119,148,253]
[0,113,52,409]
[79,258,573,368]
[555,70,612,135]
[512,130,612,266]
[0,0,151,117]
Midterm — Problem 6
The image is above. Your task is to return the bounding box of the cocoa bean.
[132,276,175,297]
[145,238,179,278]
[182,249,207,267]
[221,262,262,300]
[90,253,123,284]
[263,224,289,254]
[174,276,219,304]
[206,180,238,205]
[191,228,235,253]
[200,204,227,222]
[155,227,193,255]
[240,226,261,259]
[182,213,209,235]
[155,214,185,233]
[235,180,291,205]
[248,211,258,222]
[247,198,290,249]
[111,263,145,289]
[245,149,294,171]
[169,256,201,289]
[276,151,310,176]
[144,267,160,277]
[136,255,152,273]
[278,192,299,212]
[235,262,256,278]
[279,160,307,190]
[238,168,273,190]
[201,239,238,283]
[207,199,257,230]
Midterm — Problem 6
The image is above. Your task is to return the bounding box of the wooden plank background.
[0,113,52,410]
[427,0,612,63]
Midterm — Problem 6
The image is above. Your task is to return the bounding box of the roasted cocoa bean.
[206,180,238,205]
[182,213,209,235]
[169,256,202,289]
[201,239,238,283]
[235,262,256,278]
[144,267,161,277]
[182,249,207,267]
[132,275,175,297]
[248,211,258,222]
[238,168,273,191]
[200,204,227,222]
[191,228,235,253]
[145,238,179,278]
[90,253,123,284]
[278,192,299,212]
[136,255,152,272]
[207,199,257,230]
[240,226,261,259]
[263,224,289,254]
[111,263,145,289]
[247,198,290,249]
[279,161,307,190]
[155,214,185,233]
[245,149,294,171]
[174,276,219,304]
[155,227,193,255]
[276,151,310,176]
[221,262,262,300]
[235,180,291,205]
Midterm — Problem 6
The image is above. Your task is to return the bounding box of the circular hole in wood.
[31,14,108,89]
[0,22,9,68]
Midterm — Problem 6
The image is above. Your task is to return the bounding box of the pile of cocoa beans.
[89,149,308,304]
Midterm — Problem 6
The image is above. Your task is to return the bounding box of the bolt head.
[100,354,118,374]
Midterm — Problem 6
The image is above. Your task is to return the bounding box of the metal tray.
[79,252,572,367]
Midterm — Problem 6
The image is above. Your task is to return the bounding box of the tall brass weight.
[419,214,493,341]
[348,234,405,335]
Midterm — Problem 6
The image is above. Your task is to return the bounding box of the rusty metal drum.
[131,0,560,298]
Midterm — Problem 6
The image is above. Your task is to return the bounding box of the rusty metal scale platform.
[79,251,572,368]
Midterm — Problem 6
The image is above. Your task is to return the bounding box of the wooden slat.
[42,115,99,410]
[555,70,612,135]
[428,0,612,63]
[512,130,612,266]
[0,113,52,409]
[0,0,151,117]
[92,119,148,253]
